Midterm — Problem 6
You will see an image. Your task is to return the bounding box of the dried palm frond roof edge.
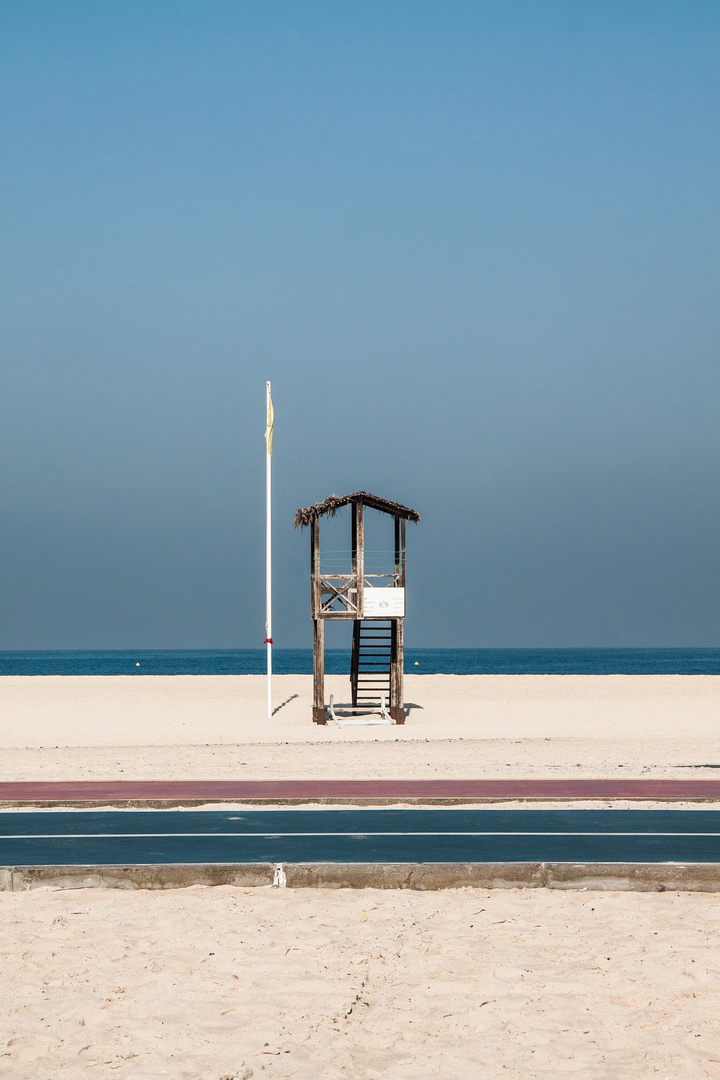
[294,491,420,529]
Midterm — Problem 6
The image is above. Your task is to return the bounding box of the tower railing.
[317,550,403,615]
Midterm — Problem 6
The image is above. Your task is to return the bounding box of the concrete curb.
[4,862,720,892]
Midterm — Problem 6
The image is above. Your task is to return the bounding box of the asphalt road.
[2,809,720,864]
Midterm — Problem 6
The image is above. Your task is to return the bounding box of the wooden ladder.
[351,620,393,708]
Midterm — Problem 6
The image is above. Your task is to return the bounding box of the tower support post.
[311,514,326,723]
[351,619,360,707]
[390,618,405,724]
[389,513,406,723]
[352,501,365,617]
[312,618,326,724]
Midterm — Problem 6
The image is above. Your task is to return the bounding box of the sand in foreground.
[1,884,719,1079]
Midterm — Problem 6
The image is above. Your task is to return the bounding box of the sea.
[1,648,719,676]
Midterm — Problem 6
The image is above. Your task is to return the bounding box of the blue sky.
[0,0,719,648]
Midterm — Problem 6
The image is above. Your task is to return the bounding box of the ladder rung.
[352,617,393,709]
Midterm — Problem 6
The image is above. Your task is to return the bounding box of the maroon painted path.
[1,779,720,803]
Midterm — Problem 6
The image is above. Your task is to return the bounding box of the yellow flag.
[265,390,274,455]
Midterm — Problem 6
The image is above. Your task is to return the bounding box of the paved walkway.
[3,779,720,803]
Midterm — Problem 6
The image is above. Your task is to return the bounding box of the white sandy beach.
[3,673,720,1078]
[2,883,720,1079]
[1,673,719,781]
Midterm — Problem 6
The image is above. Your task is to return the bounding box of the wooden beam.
[310,515,321,619]
[350,619,360,707]
[312,618,326,724]
[395,515,406,589]
[319,575,356,613]
[355,501,365,619]
[351,502,358,585]
[390,617,405,724]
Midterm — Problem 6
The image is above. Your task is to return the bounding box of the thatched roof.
[294,491,420,529]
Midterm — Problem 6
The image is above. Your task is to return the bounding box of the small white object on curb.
[273,865,287,888]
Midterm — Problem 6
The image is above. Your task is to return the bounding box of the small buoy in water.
[136,662,140,667]
[414,661,419,665]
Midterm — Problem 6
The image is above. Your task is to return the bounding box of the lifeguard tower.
[294,492,420,724]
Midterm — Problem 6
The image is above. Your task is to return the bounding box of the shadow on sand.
[272,694,299,716]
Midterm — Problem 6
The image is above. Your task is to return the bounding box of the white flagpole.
[265,381,273,718]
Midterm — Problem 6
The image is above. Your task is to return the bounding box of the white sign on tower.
[363,587,405,618]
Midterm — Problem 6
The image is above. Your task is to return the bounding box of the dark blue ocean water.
[1,648,719,675]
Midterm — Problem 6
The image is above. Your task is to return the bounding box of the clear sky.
[0,0,718,649]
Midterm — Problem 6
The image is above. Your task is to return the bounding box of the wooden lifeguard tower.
[294,492,420,725]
